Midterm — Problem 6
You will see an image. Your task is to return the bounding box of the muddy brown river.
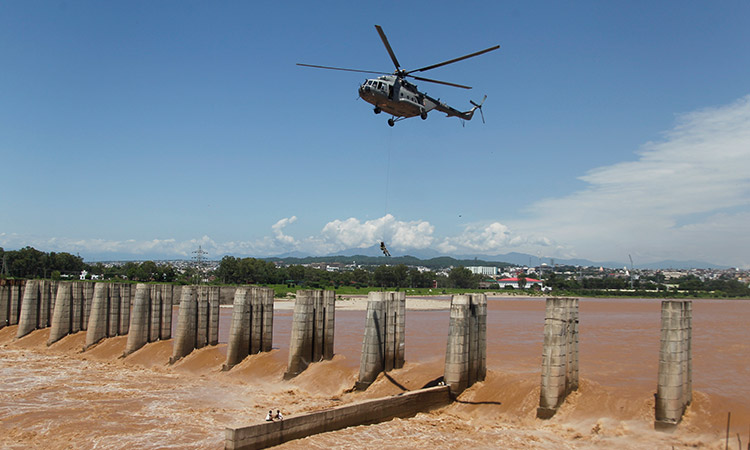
[1,296,748,449]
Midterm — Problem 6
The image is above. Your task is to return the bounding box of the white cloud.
[319,214,434,250]
[509,94,750,266]
[271,216,298,245]
[437,222,554,255]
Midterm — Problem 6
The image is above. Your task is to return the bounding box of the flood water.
[1,296,748,449]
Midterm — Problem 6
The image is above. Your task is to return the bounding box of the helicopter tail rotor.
[469,95,487,123]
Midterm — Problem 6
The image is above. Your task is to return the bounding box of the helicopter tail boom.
[432,95,487,122]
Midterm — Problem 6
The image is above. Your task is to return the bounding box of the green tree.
[449,266,477,289]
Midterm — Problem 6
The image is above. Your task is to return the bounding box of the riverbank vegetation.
[2,247,748,299]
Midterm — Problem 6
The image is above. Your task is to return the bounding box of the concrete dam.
[1,280,697,449]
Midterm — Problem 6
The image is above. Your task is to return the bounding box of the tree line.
[0,247,484,289]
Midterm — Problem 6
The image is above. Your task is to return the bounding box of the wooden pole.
[725,411,731,450]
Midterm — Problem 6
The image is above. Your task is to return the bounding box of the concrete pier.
[537,297,579,419]
[284,290,336,379]
[355,291,405,390]
[443,293,487,395]
[16,280,42,338]
[223,286,275,370]
[119,284,131,335]
[84,283,110,348]
[124,284,150,355]
[121,283,172,356]
[0,284,9,329]
[170,285,221,363]
[71,282,84,333]
[208,286,220,345]
[8,281,25,326]
[655,300,692,430]
[159,284,173,340]
[47,282,73,345]
[82,282,94,330]
[171,286,197,362]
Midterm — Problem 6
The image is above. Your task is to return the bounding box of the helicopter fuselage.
[358,75,480,124]
[358,76,431,118]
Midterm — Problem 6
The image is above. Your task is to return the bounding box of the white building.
[496,277,543,289]
[467,266,498,276]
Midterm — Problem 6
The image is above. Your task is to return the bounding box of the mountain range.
[274,245,730,270]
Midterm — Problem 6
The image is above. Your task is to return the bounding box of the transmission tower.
[1,254,8,277]
[192,245,208,284]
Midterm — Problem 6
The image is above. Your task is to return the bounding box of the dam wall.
[223,286,275,370]
[356,291,405,390]
[655,300,692,430]
[170,285,220,363]
[284,289,335,379]
[537,297,579,419]
[443,293,487,395]
[225,385,451,450]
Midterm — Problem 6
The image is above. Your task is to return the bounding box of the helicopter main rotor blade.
[407,45,500,75]
[296,63,391,76]
[374,25,401,70]
[409,75,472,90]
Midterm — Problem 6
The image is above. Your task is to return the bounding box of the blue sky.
[1,1,749,267]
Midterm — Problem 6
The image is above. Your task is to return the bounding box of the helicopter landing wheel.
[420,111,428,120]
[374,107,382,114]
[387,118,395,127]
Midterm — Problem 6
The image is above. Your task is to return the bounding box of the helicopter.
[298,25,499,127]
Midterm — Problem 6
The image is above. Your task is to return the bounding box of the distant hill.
[269,247,730,270]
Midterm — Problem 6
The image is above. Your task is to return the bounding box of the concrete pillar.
[148,285,160,342]
[208,286,220,346]
[312,290,325,362]
[685,301,692,406]
[444,295,471,395]
[563,298,579,394]
[82,282,94,330]
[443,293,486,395]
[223,286,274,370]
[123,284,150,356]
[285,290,315,379]
[260,287,274,352]
[655,300,692,430]
[37,280,51,329]
[119,284,131,335]
[284,289,334,378]
[224,286,253,370]
[0,285,8,329]
[48,281,73,345]
[323,289,335,360]
[170,286,197,363]
[107,284,120,337]
[71,282,84,333]
[9,282,24,326]
[356,291,404,389]
[16,279,41,338]
[477,293,487,382]
[250,287,262,355]
[357,291,386,390]
[196,286,209,349]
[160,284,173,340]
[538,297,573,419]
[84,283,110,349]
